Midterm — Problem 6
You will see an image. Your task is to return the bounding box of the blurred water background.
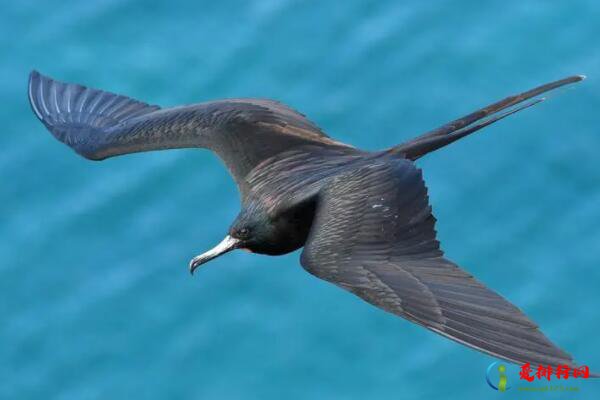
[2,1,600,399]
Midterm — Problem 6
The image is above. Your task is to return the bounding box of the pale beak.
[189,235,241,275]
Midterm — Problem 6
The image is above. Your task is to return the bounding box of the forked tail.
[390,75,585,160]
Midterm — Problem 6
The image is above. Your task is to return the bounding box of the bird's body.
[240,145,366,254]
[29,71,592,372]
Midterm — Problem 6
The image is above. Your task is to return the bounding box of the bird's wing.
[300,158,575,368]
[28,71,351,190]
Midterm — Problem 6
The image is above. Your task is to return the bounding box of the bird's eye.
[238,228,250,237]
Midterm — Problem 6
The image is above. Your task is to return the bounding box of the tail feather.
[28,70,160,159]
[391,75,585,161]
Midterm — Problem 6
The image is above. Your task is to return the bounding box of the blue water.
[2,1,600,399]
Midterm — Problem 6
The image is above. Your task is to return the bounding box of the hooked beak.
[189,235,240,275]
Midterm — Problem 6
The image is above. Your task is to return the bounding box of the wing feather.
[28,71,352,192]
[300,158,577,368]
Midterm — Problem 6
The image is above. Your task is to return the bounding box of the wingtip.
[29,69,42,85]
[557,74,586,86]
[28,70,55,88]
[568,74,586,83]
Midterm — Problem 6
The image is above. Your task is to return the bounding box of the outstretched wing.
[301,158,575,368]
[28,71,351,191]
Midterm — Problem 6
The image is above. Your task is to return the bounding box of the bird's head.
[188,207,274,274]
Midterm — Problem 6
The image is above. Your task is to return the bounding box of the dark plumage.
[29,70,588,370]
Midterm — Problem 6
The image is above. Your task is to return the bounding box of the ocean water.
[2,1,600,399]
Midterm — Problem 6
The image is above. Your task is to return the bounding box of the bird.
[29,70,588,371]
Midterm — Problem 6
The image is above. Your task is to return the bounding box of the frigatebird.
[29,71,587,370]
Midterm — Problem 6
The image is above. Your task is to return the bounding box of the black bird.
[29,71,587,370]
